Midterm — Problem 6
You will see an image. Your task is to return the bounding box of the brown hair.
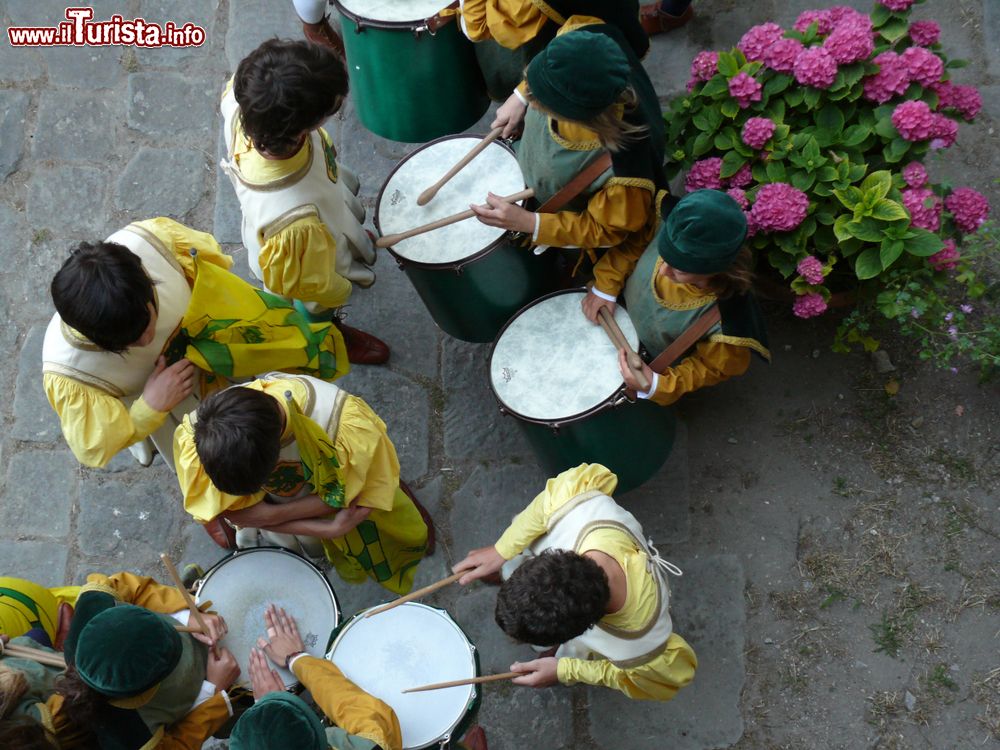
[523,84,647,153]
[705,247,755,299]
[0,716,56,750]
[54,667,106,728]
[0,664,29,718]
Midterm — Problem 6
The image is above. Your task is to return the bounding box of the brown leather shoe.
[461,725,489,750]
[335,321,390,365]
[303,17,345,58]
[640,3,694,36]
[203,517,237,549]
[399,480,436,556]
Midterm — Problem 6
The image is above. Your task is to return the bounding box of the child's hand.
[469,193,536,234]
[323,506,373,538]
[492,92,528,138]
[581,291,617,324]
[191,613,228,648]
[510,657,559,688]
[206,647,241,692]
[248,647,285,700]
[452,546,505,585]
[257,604,305,667]
[143,356,196,412]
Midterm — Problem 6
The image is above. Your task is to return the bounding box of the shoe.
[399,480,436,556]
[203,517,237,549]
[181,563,205,590]
[128,439,155,467]
[335,320,390,365]
[461,725,489,750]
[640,3,694,36]
[303,17,345,58]
[55,602,74,651]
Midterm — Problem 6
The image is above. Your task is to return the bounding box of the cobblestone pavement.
[1,2,998,749]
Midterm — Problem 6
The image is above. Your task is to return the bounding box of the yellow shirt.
[461,0,551,47]
[494,464,698,700]
[43,218,233,468]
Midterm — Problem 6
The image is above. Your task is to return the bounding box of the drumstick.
[596,308,650,391]
[160,553,218,657]
[403,671,520,693]
[364,572,464,618]
[376,188,535,248]
[416,128,503,206]
[0,641,67,669]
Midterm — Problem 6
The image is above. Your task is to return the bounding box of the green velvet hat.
[230,692,327,750]
[658,190,748,274]
[526,30,630,122]
[74,604,182,699]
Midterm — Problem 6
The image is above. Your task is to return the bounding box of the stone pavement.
[1,2,997,749]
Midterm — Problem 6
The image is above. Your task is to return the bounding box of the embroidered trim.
[229,136,315,192]
[708,333,772,361]
[548,119,602,151]
[124,225,185,276]
[606,176,655,192]
[650,259,718,311]
[108,682,159,709]
[545,489,605,530]
[78,582,121,600]
[530,0,566,24]
[327,388,348,437]
[260,204,322,243]
[42,362,126,397]
[59,321,102,352]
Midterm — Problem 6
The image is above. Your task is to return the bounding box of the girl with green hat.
[469,16,666,276]
[582,189,770,405]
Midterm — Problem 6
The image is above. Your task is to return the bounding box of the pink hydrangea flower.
[892,100,936,141]
[690,51,719,82]
[902,162,928,188]
[828,6,870,27]
[948,84,982,120]
[685,157,724,192]
[796,256,825,285]
[901,187,943,231]
[909,20,940,46]
[727,163,753,189]
[764,37,805,74]
[945,188,990,234]
[742,117,776,149]
[793,10,834,35]
[863,51,910,103]
[794,47,838,89]
[928,239,959,271]
[929,114,958,149]
[744,211,758,237]
[900,46,944,87]
[738,23,785,62]
[877,0,915,11]
[793,293,828,319]
[749,182,809,232]
[729,71,763,108]
[823,20,875,64]
[727,188,749,209]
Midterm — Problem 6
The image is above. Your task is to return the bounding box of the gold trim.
[108,682,159,709]
[59,320,102,352]
[123,225,185,276]
[606,176,655,192]
[650,259,718,311]
[78,582,121,600]
[229,136,315,192]
[42,362,126,397]
[530,0,566,24]
[327,388,348,437]
[545,489,605,531]
[548,119,602,151]
[138,725,165,750]
[260,204,321,243]
[708,333,772,361]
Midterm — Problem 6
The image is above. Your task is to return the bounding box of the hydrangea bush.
[664,0,996,372]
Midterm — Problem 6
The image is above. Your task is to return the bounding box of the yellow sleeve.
[649,340,752,407]
[157,693,232,750]
[132,217,233,281]
[336,396,400,513]
[591,231,650,297]
[494,463,618,559]
[258,216,353,309]
[555,632,698,701]
[82,572,188,614]
[536,183,654,253]
[173,416,264,522]
[465,0,549,47]
[43,372,167,468]
[294,656,403,750]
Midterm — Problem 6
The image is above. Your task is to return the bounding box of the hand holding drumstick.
[469,192,536,234]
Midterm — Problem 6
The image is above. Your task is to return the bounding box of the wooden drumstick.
[0,641,67,669]
[597,307,650,391]
[364,572,464,618]
[160,553,218,657]
[403,671,520,693]
[417,128,503,206]
[376,188,535,248]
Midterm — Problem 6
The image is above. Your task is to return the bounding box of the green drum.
[333,0,489,143]
[489,289,676,494]
[376,134,558,343]
[473,32,552,102]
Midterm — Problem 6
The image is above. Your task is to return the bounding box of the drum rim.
[326,601,481,749]
[374,133,526,269]
[488,287,631,426]
[332,0,459,31]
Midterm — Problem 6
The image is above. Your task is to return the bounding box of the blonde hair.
[523,84,647,153]
[0,664,30,719]
[706,247,755,299]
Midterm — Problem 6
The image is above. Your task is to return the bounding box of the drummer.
[582,190,770,405]
[453,463,697,702]
[174,373,433,595]
[469,18,664,273]
[222,39,390,365]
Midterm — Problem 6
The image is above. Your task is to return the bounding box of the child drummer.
[469,18,665,275]
[453,463,697,701]
[222,39,390,365]
[173,373,433,595]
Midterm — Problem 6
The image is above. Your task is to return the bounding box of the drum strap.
[537,152,613,213]
[426,1,460,33]
[647,305,722,373]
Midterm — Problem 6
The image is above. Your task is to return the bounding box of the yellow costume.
[0,578,77,643]
[461,0,550,47]
[495,464,697,701]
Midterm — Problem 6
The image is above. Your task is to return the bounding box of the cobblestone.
[32,91,118,161]
[11,325,62,443]
[26,165,109,236]
[0,91,28,179]
[3,449,77,537]
[43,45,123,89]
[134,0,219,68]
[224,0,300,71]
[126,72,219,137]
[0,36,43,83]
[114,146,207,217]
[0,540,69,585]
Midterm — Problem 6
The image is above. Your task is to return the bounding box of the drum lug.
[394,256,405,270]
[550,422,561,435]
[497,405,507,416]
[613,388,637,407]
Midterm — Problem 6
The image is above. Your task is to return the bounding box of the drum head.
[196,548,340,689]
[336,0,450,24]
[328,603,477,749]
[376,135,524,265]
[490,290,640,421]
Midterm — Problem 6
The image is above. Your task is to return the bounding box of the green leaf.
[834,215,853,242]
[791,170,816,192]
[817,166,839,182]
[717,51,740,78]
[846,217,886,242]
[889,137,910,158]
[692,132,714,156]
[693,113,713,132]
[714,131,734,150]
[834,186,864,210]
[700,75,729,98]
[814,183,833,197]
[720,100,740,118]
[871,3,891,27]
[904,228,945,257]
[720,150,748,179]
[765,160,787,183]
[854,247,883,280]
[803,88,822,110]
[861,171,893,201]
[752,162,768,183]
[848,164,868,182]
[870,199,909,222]
[839,238,863,257]
[945,59,969,70]
[879,17,909,43]
[841,124,871,147]
[767,99,786,122]
[840,63,866,89]
[785,88,804,107]
[815,210,837,225]
[880,239,905,269]
[874,116,898,139]
[817,105,845,136]
[764,74,792,97]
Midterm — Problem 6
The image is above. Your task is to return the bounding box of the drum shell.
[334,7,489,143]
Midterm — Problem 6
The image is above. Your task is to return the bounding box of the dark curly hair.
[495,550,610,646]
[50,241,155,353]
[194,387,284,495]
[233,38,348,157]
[0,716,57,750]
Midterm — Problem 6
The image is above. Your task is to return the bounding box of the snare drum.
[376,134,557,343]
[332,0,489,143]
[489,289,676,493]
[326,603,479,749]
[195,548,340,690]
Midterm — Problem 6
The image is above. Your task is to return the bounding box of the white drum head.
[377,136,525,265]
[196,548,339,689]
[338,0,450,24]
[328,603,476,749]
[490,291,639,420]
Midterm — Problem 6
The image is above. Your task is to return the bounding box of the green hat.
[230,692,327,750]
[658,190,748,274]
[74,605,181,700]
[526,31,630,122]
